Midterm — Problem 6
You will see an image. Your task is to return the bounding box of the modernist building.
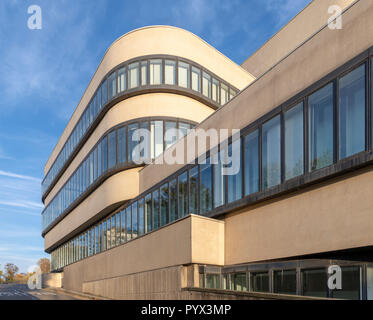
[42,0,373,299]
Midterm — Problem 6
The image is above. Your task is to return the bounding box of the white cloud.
[0,170,41,182]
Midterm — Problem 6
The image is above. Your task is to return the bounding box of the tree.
[37,258,50,274]
[4,263,19,282]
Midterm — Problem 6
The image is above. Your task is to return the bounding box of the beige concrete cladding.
[224,166,373,265]
[44,26,255,175]
[44,93,213,206]
[44,168,141,251]
[62,215,224,293]
[241,0,357,77]
[139,0,373,192]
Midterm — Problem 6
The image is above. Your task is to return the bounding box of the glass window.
[128,123,139,162]
[206,274,221,289]
[179,122,191,139]
[97,141,102,177]
[244,130,259,196]
[178,62,190,88]
[108,131,116,169]
[309,83,334,171]
[101,80,107,105]
[102,136,108,173]
[145,193,152,233]
[150,59,162,85]
[89,152,94,185]
[285,102,304,180]
[220,83,229,105]
[165,60,176,85]
[120,209,126,244]
[106,218,111,249]
[160,183,169,226]
[200,159,212,214]
[302,268,327,298]
[169,179,177,222]
[233,273,247,291]
[138,198,144,236]
[97,86,102,111]
[189,166,199,214]
[165,121,177,149]
[117,126,127,164]
[108,72,116,99]
[141,61,148,86]
[116,213,120,246]
[230,89,237,100]
[128,62,139,89]
[132,202,138,239]
[213,151,225,208]
[274,270,297,295]
[249,272,269,293]
[331,266,362,300]
[212,78,219,103]
[202,72,211,98]
[118,67,127,93]
[178,172,188,217]
[262,115,281,189]
[339,64,366,159]
[111,216,116,248]
[191,67,201,92]
[151,121,164,159]
[152,189,160,229]
[227,143,242,203]
[126,206,132,241]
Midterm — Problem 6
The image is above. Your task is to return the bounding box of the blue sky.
[0,0,311,273]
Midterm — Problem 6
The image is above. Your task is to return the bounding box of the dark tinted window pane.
[160,183,169,226]
[285,102,304,180]
[153,189,160,229]
[213,152,225,208]
[126,206,132,241]
[227,143,242,203]
[108,131,116,169]
[249,272,269,293]
[128,123,139,162]
[101,80,107,105]
[165,121,177,149]
[102,221,107,250]
[118,126,127,164]
[302,268,327,298]
[121,210,126,243]
[309,83,334,171]
[108,72,116,99]
[102,136,108,173]
[274,270,297,295]
[169,179,177,222]
[206,274,220,289]
[332,266,361,300]
[200,159,212,214]
[132,202,138,239]
[145,193,152,233]
[262,115,281,189]
[189,166,199,214]
[178,172,188,217]
[233,273,247,291]
[244,130,259,196]
[339,64,366,159]
[116,213,120,246]
[110,216,115,248]
[138,199,144,236]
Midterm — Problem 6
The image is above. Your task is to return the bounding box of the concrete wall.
[241,0,357,77]
[42,273,62,289]
[62,215,224,293]
[44,26,254,175]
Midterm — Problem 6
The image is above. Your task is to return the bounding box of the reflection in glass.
[178,172,188,217]
[189,166,199,214]
[244,130,259,196]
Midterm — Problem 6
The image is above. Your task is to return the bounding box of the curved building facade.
[43,0,373,300]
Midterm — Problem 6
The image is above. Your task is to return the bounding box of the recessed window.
[151,121,163,159]
[262,115,281,189]
[108,131,116,170]
[117,67,127,93]
[339,64,366,159]
[220,83,229,105]
[120,209,126,243]
[202,72,211,98]
[189,166,199,214]
[285,102,304,180]
[169,179,177,222]
[132,202,138,239]
[108,72,116,99]
[138,199,144,236]
[227,143,242,203]
[128,123,139,162]
[212,78,219,103]
[141,61,147,86]
[153,189,160,229]
[213,151,225,208]
[178,172,188,217]
[117,126,127,164]
[191,67,201,92]
[102,136,108,173]
[145,193,152,233]
[200,158,212,214]
[274,270,297,295]
[331,266,362,300]
[126,206,132,241]
[150,59,162,85]
[160,183,169,226]
[128,62,139,89]
[116,212,121,246]
[178,62,190,88]
[244,130,259,196]
[302,268,327,298]
[101,80,107,105]
[165,60,176,85]
[309,82,334,171]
